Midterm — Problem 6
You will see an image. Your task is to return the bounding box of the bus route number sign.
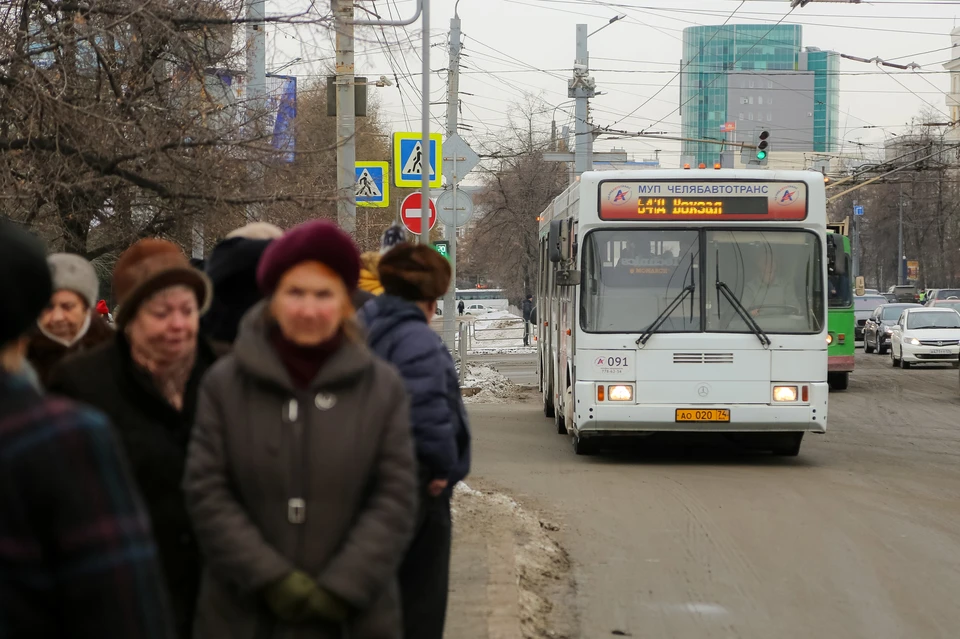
[600,181,808,221]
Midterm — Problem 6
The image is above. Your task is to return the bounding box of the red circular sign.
[399,193,437,235]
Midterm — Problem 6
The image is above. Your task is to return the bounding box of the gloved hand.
[262,571,318,623]
[307,587,351,623]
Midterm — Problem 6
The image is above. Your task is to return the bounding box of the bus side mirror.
[855,276,865,297]
[548,220,563,263]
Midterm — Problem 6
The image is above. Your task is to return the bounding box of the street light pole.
[334,0,357,234]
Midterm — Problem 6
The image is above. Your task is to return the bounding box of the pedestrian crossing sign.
[393,132,443,188]
[355,161,389,208]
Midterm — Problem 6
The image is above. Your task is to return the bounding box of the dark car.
[887,285,919,303]
[854,295,887,340]
[863,303,923,354]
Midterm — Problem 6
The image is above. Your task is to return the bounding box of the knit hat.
[201,234,276,344]
[0,221,53,346]
[226,221,284,241]
[257,220,361,295]
[112,238,213,328]
[380,224,407,255]
[47,253,99,308]
[378,243,451,301]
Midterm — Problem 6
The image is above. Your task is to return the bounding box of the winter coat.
[26,314,114,386]
[201,236,273,348]
[47,333,218,638]
[358,295,471,486]
[522,298,534,322]
[184,301,418,639]
[0,371,176,639]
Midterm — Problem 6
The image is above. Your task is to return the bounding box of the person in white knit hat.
[26,253,114,385]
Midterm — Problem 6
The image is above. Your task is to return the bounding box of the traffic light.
[756,130,770,164]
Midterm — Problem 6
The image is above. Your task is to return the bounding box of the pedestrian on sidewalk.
[357,243,472,639]
[457,300,464,316]
[26,253,113,385]
[201,221,283,355]
[522,294,535,346]
[48,238,217,638]
[0,221,176,639]
[184,220,417,639]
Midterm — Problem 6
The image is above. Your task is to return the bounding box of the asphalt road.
[466,348,960,639]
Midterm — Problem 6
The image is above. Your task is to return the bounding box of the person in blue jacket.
[357,243,471,639]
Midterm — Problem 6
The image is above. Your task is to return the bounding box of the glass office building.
[680,24,839,166]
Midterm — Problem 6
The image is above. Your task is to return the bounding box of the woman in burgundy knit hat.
[184,220,417,639]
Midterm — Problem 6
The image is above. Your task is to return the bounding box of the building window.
[749,80,755,88]
[749,113,754,121]
[767,113,773,122]
[740,97,748,105]
[739,112,744,120]
[748,96,754,104]
[768,97,773,106]
[768,81,773,89]
[758,96,764,105]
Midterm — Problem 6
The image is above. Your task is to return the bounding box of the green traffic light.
[756,150,767,160]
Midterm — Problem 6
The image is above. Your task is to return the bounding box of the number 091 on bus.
[675,409,731,423]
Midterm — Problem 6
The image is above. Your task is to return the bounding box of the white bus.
[538,169,834,456]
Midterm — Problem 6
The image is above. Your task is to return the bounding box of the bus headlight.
[773,386,798,402]
[608,385,634,401]
[826,333,834,345]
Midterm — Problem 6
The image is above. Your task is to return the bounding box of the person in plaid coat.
[0,221,175,639]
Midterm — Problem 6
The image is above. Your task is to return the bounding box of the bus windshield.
[580,230,700,333]
[580,229,823,334]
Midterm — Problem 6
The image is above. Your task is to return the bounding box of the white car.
[463,303,489,315]
[889,307,960,369]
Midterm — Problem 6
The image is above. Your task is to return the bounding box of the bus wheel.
[554,402,567,434]
[572,434,598,455]
[543,385,555,418]
[772,433,804,457]
[828,372,849,391]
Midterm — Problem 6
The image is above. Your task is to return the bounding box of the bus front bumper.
[574,383,828,435]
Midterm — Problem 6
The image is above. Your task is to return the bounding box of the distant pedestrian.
[26,253,113,386]
[457,300,465,316]
[522,294,534,346]
[358,243,471,639]
[381,224,407,255]
[201,221,283,355]
[0,221,176,639]
[185,220,417,639]
[49,238,217,638]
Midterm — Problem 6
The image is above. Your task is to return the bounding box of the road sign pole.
[335,0,357,234]
[442,10,462,349]
[419,0,431,244]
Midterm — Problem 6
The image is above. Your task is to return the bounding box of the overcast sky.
[266,0,959,167]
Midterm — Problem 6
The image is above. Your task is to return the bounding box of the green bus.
[826,228,854,391]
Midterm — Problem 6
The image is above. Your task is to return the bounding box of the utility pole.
[442,10,461,350]
[852,200,860,279]
[246,0,266,222]
[418,0,431,244]
[570,24,595,177]
[335,0,357,234]
[898,185,905,285]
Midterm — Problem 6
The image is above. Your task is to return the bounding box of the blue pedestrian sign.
[355,161,389,208]
[394,132,443,188]
[854,205,864,217]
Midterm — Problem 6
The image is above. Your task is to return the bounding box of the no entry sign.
[399,192,437,235]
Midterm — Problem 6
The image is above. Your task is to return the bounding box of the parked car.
[889,307,960,369]
[854,295,886,340]
[887,285,920,303]
[925,288,960,305]
[863,303,922,354]
[463,303,490,315]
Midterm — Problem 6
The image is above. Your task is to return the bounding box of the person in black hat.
[0,221,175,639]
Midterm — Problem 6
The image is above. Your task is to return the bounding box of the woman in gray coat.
[184,221,418,639]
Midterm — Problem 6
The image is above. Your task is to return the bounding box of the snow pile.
[462,363,524,404]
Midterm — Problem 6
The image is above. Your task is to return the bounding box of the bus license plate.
[676,409,730,423]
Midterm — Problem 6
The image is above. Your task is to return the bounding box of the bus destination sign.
[600,181,808,221]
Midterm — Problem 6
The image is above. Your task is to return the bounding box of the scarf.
[129,337,197,411]
[270,327,343,389]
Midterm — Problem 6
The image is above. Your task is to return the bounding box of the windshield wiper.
[637,284,695,347]
[716,280,772,348]
[637,253,696,347]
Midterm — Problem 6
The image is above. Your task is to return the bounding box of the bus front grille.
[673,353,735,364]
